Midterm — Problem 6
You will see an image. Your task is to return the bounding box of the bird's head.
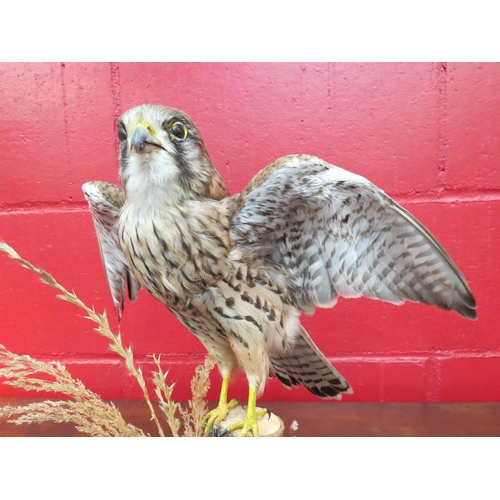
[117,104,228,202]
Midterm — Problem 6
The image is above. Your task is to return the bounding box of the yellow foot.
[221,407,270,437]
[202,398,239,437]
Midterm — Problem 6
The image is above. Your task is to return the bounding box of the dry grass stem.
[152,355,182,437]
[0,241,216,437]
[179,354,216,436]
[151,353,216,437]
[0,241,166,437]
[0,344,144,436]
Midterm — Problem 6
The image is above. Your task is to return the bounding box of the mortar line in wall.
[2,188,500,216]
[0,201,90,215]
[17,350,500,362]
[109,62,122,160]
[394,190,500,204]
[60,62,73,196]
[327,350,500,362]
[27,352,208,364]
[437,62,448,185]
[424,356,441,402]
[19,351,499,373]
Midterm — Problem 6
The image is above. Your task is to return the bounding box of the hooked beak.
[131,124,163,154]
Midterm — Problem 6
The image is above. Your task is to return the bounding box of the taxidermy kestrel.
[83,104,477,436]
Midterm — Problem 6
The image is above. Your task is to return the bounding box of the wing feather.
[230,155,477,319]
[82,181,141,319]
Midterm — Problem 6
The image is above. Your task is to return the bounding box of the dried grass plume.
[0,242,216,437]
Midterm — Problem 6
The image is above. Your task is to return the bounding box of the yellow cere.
[134,121,156,135]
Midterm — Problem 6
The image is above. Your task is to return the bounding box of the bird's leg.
[202,372,239,437]
[222,385,269,437]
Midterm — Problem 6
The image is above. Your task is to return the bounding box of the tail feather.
[269,326,352,399]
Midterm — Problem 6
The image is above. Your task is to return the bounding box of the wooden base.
[219,405,284,437]
[2,399,500,437]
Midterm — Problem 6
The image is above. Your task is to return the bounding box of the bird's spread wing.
[82,181,141,319]
[230,155,477,319]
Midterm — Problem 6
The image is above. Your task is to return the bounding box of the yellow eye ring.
[168,121,188,140]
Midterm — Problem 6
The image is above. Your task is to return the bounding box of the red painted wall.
[0,63,497,403]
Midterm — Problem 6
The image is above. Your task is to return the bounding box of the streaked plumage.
[83,182,141,319]
[83,104,476,436]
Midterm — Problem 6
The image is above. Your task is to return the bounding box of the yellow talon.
[202,373,238,437]
[224,386,267,437]
[202,379,268,437]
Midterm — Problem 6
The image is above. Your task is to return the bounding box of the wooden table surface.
[1,398,499,437]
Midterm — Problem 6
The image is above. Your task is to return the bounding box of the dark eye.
[169,121,188,140]
[117,126,127,142]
